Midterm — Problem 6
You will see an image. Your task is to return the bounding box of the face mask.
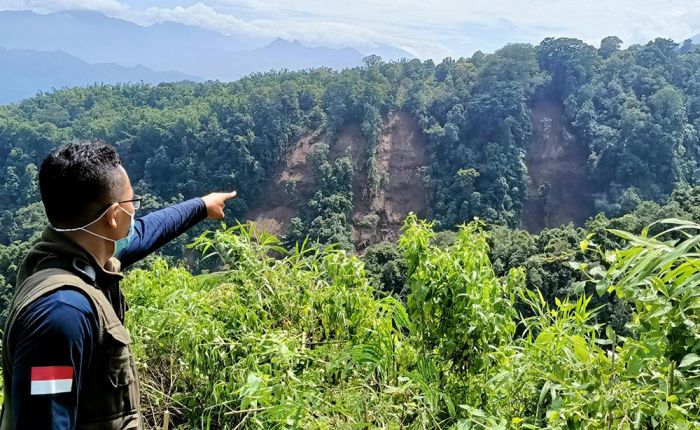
[114,212,136,254]
[52,205,136,255]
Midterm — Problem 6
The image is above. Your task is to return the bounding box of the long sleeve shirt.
[8,198,207,429]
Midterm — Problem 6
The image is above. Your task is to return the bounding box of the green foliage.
[4,36,700,247]
[125,223,422,429]
[538,37,599,97]
[418,44,545,228]
[400,215,521,375]
[121,216,700,429]
[565,38,700,204]
[287,143,354,249]
[362,241,406,296]
[0,239,36,326]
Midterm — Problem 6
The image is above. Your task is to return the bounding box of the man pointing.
[1,141,236,429]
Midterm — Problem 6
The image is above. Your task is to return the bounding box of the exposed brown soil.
[245,131,321,236]
[329,124,370,220]
[247,113,428,246]
[522,98,594,232]
[346,112,429,248]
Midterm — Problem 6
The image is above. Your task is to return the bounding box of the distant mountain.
[0,10,410,81]
[363,44,414,60]
[0,10,262,79]
[0,47,200,104]
[216,39,366,78]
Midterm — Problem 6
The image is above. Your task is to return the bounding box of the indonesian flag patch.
[31,366,73,395]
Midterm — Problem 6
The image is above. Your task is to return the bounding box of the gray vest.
[1,268,143,430]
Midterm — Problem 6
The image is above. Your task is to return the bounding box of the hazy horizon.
[1,0,699,60]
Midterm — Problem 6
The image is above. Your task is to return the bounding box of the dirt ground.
[521,98,594,232]
[246,113,429,247]
[245,131,321,236]
[349,112,429,248]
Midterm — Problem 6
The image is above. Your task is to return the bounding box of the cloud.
[2,0,700,59]
[119,2,449,57]
[210,0,700,51]
[0,0,127,13]
[246,19,452,58]
[127,3,268,38]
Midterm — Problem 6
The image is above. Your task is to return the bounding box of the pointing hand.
[201,191,237,219]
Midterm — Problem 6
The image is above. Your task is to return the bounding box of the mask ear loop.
[117,205,136,218]
[51,203,119,241]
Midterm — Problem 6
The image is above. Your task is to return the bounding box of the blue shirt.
[9,198,207,429]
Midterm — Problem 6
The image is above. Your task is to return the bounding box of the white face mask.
[52,205,136,254]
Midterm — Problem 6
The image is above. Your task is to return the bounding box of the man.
[1,141,237,429]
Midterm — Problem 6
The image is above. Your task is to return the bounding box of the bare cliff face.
[246,112,429,247]
[521,97,593,232]
[245,130,321,236]
[247,100,595,244]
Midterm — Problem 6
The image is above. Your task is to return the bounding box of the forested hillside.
[3,37,700,246]
[2,36,700,312]
[2,35,700,428]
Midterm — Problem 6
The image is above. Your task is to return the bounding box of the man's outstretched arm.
[116,192,237,269]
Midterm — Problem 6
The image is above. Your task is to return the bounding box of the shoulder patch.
[30,366,73,395]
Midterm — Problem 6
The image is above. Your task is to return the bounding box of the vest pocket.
[76,323,142,428]
[105,324,134,388]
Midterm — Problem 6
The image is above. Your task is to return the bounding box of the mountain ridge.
[0,10,413,81]
[0,47,200,104]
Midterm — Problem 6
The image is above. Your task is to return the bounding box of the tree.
[680,38,694,55]
[362,55,383,69]
[538,37,600,97]
[599,36,623,59]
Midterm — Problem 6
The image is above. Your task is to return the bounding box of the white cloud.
[118,2,448,57]
[210,0,700,51]
[127,3,268,38]
[2,0,700,59]
[246,19,452,58]
[0,0,126,13]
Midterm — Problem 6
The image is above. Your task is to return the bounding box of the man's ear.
[107,204,119,229]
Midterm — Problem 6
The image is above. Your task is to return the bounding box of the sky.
[1,0,699,59]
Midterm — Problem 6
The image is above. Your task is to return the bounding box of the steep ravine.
[246,112,429,247]
[521,98,594,232]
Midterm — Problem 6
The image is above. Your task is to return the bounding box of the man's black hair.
[39,141,125,229]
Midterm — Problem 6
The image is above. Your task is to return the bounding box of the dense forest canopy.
[2,37,700,242]
[2,36,700,318]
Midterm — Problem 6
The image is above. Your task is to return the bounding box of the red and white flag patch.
[31,366,73,395]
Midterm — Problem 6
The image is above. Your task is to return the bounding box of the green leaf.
[571,335,589,362]
[626,355,643,376]
[458,405,486,417]
[240,372,262,398]
[679,353,700,368]
[567,261,583,270]
[589,265,606,278]
[595,281,608,297]
[657,400,669,416]
[535,331,555,345]
[605,326,616,342]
